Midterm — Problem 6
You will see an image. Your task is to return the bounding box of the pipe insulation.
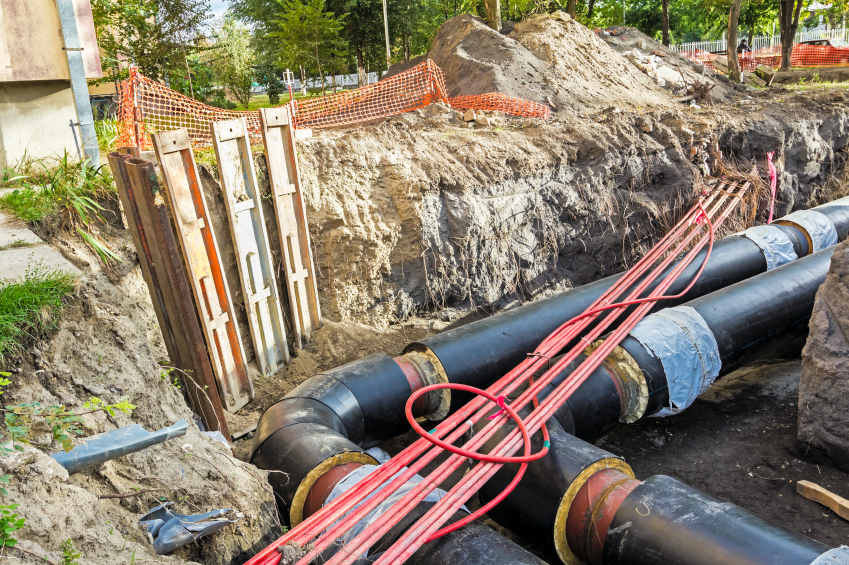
[405,198,849,413]
[528,245,836,442]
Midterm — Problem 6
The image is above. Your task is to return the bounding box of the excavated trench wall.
[197,91,849,337]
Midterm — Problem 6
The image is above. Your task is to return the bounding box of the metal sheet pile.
[107,107,322,439]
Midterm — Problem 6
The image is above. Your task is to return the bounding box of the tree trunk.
[356,46,366,88]
[332,72,337,94]
[403,35,410,61]
[727,0,744,83]
[299,66,307,96]
[662,0,670,46]
[566,0,577,18]
[779,0,804,70]
[485,0,501,31]
[587,0,596,19]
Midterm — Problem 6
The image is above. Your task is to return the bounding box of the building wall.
[0,80,78,166]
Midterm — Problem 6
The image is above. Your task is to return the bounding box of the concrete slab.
[0,209,43,247]
[1,245,81,282]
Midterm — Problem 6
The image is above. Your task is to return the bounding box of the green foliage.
[255,60,285,105]
[272,0,349,94]
[0,154,121,267]
[0,504,24,548]
[90,0,212,82]
[210,17,256,108]
[4,397,136,453]
[59,539,82,565]
[95,119,119,155]
[0,266,76,364]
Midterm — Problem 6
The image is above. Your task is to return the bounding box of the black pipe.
[476,414,633,564]
[406,200,849,412]
[603,475,828,565]
[625,246,835,419]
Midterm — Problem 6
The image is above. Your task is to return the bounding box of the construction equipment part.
[153,128,252,412]
[211,117,290,373]
[259,106,322,349]
[109,151,229,437]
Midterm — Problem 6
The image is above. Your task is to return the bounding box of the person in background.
[737,39,752,53]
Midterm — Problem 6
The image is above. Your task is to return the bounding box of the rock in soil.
[800,238,849,465]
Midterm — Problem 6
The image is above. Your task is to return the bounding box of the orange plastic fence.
[117,59,551,149]
[679,43,849,74]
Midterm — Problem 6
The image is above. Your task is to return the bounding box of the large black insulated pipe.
[602,475,829,565]
[617,245,835,419]
[529,245,836,443]
[250,358,552,565]
[405,198,849,411]
[477,417,839,565]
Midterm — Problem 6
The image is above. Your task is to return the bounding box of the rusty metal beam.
[211,117,290,374]
[152,129,253,413]
[259,107,323,349]
[109,150,230,438]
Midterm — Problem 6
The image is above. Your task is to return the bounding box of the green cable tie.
[543,440,551,448]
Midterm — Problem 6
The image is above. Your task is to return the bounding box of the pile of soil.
[392,13,670,114]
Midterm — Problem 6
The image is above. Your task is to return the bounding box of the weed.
[0,153,121,267]
[0,239,36,252]
[0,264,76,363]
[0,504,24,548]
[4,396,135,452]
[95,119,119,155]
[59,539,81,565]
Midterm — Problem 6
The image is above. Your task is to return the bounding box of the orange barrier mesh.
[117,59,551,149]
[679,43,848,74]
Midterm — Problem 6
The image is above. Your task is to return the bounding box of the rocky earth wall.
[200,90,847,332]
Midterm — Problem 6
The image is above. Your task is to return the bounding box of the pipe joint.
[585,341,648,423]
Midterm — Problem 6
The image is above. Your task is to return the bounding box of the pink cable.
[767,151,777,223]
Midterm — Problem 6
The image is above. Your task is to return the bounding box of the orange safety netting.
[117,59,551,149]
[679,43,849,73]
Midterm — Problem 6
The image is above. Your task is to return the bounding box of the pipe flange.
[404,348,451,421]
[289,451,378,527]
[584,341,648,424]
[553,457,635,565]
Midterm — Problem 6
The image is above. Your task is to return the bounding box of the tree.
[90,0,211,82]
[779,0,804,69]
[210,18,256,107]
[662,0,670,45]
[727,0,743,82]
[255,60,285,104]
[272,0,348,95]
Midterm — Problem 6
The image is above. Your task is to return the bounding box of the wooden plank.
[121,155,231,439]
[259,106,323,349]
[152,128,253,413]
[797,480,849,521]
[211,117,290,375]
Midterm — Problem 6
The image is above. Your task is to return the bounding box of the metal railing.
[672,28,849,54]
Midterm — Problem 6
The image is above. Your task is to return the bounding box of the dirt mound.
[600,25,738,103]
[1,236,280,565]
[425,13,669,113]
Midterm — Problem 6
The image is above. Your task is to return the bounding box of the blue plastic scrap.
[140,502,240,554]
[52,419,188,474]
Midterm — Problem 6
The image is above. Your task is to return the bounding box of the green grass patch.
[95,119,119,155]
[0,265,76,364]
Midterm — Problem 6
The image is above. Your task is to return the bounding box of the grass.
[0,153,121,266]
[0,264,76,364]
[95,119,119,155]
[231,89,343,111]
[786,80,849,91]
[0,240,36,252]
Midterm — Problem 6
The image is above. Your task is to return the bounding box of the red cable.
[245,184,741,565]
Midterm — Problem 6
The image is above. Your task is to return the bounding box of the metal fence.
[671,28,849,55]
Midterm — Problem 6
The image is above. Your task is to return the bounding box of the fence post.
[130,67,142,150]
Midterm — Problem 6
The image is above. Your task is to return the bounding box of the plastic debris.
[140,502,241,554]
[52,419,188,474]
